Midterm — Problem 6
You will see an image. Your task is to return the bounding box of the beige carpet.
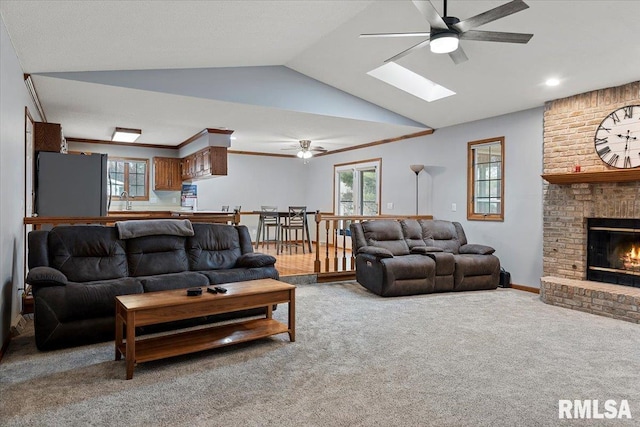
[1,282,639,426]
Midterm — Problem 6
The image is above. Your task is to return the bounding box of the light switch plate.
[451,203,457,212]
[387,202,394,209]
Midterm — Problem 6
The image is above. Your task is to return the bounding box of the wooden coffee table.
[115,278,295,379]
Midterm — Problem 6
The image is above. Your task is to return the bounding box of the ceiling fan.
[282,140,328,161]
[360,0,533,64]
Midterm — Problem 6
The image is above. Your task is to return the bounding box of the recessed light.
[545,78,560,87]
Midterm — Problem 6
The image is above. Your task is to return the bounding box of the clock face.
[594,105,640,169]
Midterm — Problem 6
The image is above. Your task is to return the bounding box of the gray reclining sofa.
[26,220,279,350]
[350,219,500,297]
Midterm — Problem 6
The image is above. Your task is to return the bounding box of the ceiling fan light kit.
[430,31,459,54]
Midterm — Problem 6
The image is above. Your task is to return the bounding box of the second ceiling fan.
[361,0,533,64]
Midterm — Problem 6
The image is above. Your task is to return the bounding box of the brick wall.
[543,81,640,279]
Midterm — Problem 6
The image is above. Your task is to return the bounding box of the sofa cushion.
[199,267,279,285]
[380,254,435,280]
[35,277,143,322]
[127,235,189,276]
[48,226,128,282]
[400,219,425,249]
[361,220,410,256]
[187,223,243,270]
[419,220,462,254]
[139,272,209,293]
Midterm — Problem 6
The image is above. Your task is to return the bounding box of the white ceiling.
[2,0,640,154]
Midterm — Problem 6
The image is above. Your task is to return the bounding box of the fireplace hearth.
[587,218,640,288]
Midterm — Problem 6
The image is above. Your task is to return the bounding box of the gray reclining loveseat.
[350,219,500,297]
[26,220,279,350]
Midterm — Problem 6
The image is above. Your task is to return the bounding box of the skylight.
[367,62,455,102]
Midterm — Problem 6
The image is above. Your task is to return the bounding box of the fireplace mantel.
[542,169,640,184]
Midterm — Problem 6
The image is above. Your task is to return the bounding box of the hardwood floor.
[255,243,353,276]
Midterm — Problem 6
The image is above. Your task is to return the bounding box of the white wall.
[305,107,544,288]
[1,15,41,345]
[195,153,309,239]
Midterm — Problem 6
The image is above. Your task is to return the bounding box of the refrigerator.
[35,152,108,216]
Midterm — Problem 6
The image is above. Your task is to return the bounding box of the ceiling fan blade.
[360,32,430,38]
[448,45,468,64]
[460,30,533,44]
[411,0,448,30]
[453,0,529,33]
[384,37,431,63]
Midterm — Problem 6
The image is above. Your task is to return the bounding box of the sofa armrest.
[459,244,495,255]
[235,253,277,268]
[26,266,68,288]
[410,246,444,254]
[357,246,394,258]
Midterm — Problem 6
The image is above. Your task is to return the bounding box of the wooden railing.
[313,213,433,275]
[24,212,240,230]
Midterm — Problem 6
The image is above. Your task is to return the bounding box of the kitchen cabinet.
[181,154,194,181]
[209,147,227,176]
[34,122,67,153]
[181,147,227,180]
[153,157,182,191]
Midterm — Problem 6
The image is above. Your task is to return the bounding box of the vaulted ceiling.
[2,1,639,154]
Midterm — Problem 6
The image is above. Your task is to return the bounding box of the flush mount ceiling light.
[112,127,141,143]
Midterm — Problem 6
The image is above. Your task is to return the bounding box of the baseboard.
[510,283,540,294]
[317,271,355,283]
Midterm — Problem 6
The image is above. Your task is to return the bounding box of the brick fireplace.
[540,81,640,323]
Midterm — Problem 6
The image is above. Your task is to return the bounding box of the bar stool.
[281,206,307,254]
[258,206,281,251]
[221,205,229,212]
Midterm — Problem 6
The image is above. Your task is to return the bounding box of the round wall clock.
[594,105,640,169]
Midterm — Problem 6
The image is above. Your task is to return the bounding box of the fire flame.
[621,244,640,271]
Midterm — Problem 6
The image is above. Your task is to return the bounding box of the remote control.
[214,286,228,293]
[206,287,217,294]
[186,287,202,296]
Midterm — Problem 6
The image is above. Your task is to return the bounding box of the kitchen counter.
[25,211,241,230]
[108,210,174,217]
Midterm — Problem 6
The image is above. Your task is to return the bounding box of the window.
[108,157,149,201]
[334,159,381,216]
[467,137,504,221]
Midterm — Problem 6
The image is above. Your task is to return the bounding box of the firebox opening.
[587,218,640,288]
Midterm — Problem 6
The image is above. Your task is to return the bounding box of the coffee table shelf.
[115,279,295,379]
[117,318,289,364]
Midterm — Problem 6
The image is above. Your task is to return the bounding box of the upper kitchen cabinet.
[153,157,182,191]
[34,122,67,153]
[181,147,227,181]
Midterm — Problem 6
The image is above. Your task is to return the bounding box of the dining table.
[253,210,314,252]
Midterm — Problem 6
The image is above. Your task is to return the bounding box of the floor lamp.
[410,164,424,215]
